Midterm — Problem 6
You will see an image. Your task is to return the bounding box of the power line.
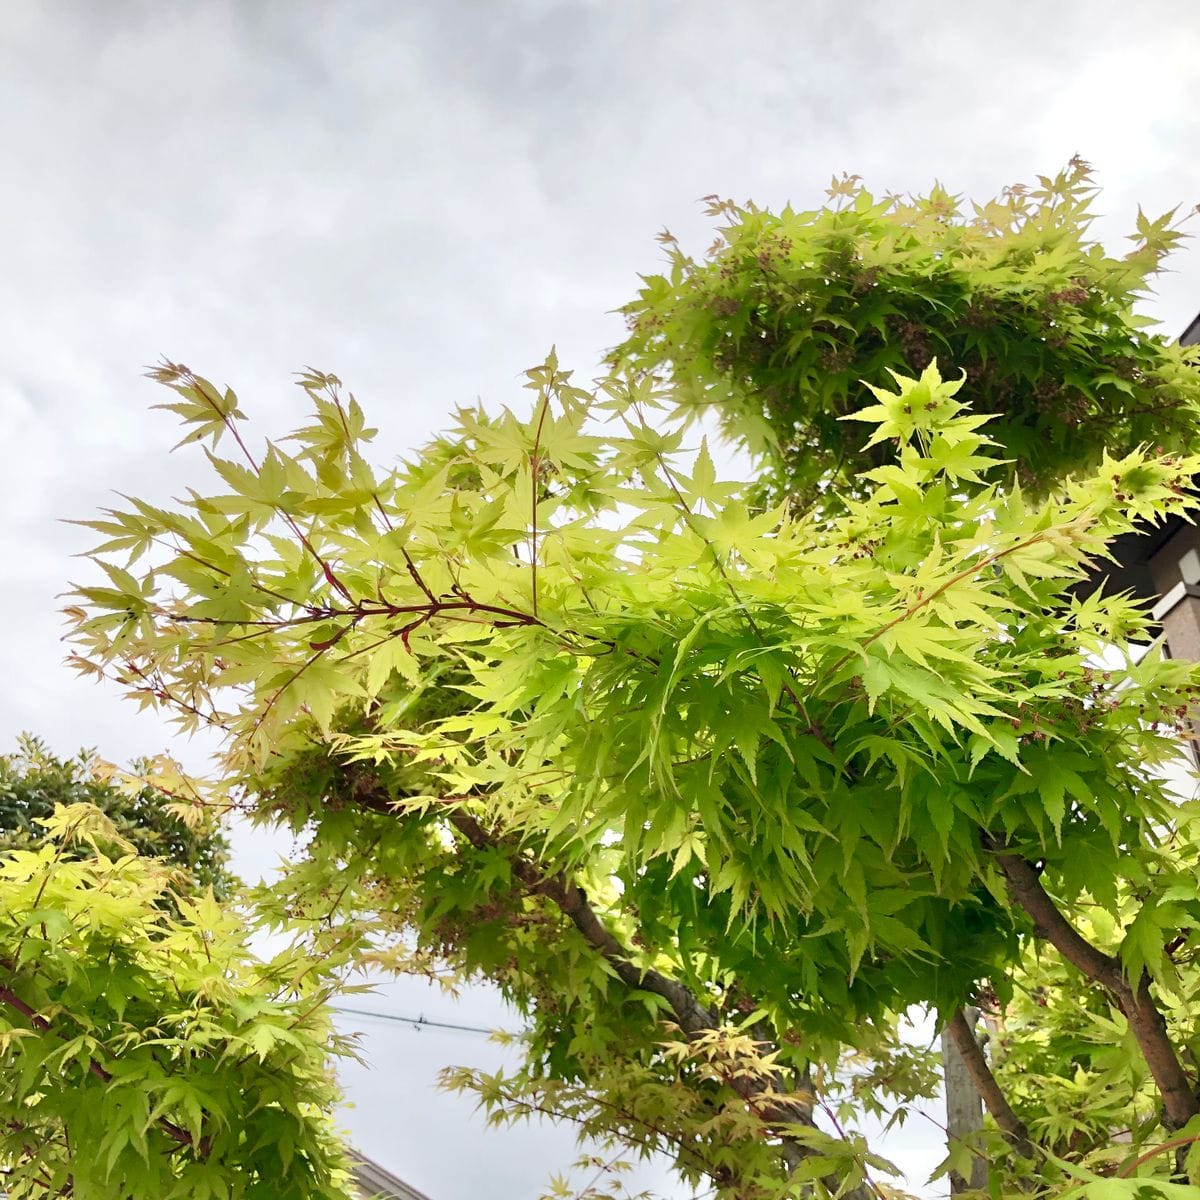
[329,1005,504,1036]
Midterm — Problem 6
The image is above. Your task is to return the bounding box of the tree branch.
[346,785,875,1195]
[451,812,879,1195]
[944,1008,1034,1159]
[0,982,207,1156]
[982,834,1199,1132]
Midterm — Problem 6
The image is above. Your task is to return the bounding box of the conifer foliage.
[0,735,233,897]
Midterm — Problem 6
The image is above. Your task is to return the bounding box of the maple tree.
[616,158,1200,509]
[0,744,363,1196]
[0,735,233,897]
[0,800,358,1198]
[37,162,1200,1198]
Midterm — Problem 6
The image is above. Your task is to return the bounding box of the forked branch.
[982,834,1199,1132]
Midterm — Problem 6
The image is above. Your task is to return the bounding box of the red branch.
[1117,1131,1200,1178]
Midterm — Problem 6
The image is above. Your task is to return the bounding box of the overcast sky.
[2,2,1199,1196]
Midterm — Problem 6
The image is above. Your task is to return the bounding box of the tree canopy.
[40,163,1200,1198]
[0,735,234,897]
[615,157,1200,506]
[0,802,357,1198]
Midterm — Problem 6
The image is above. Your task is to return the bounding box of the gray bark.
[942,1006,987,1193]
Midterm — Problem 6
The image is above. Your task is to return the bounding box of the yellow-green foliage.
[614,159,1200,507]
[0,735,234,898]
[64,345,1200,1197]
[0,803,355,1199]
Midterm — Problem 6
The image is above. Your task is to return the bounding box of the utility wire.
[329,1005,505,1036]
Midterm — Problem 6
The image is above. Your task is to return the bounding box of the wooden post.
[941,1006,987,1193]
